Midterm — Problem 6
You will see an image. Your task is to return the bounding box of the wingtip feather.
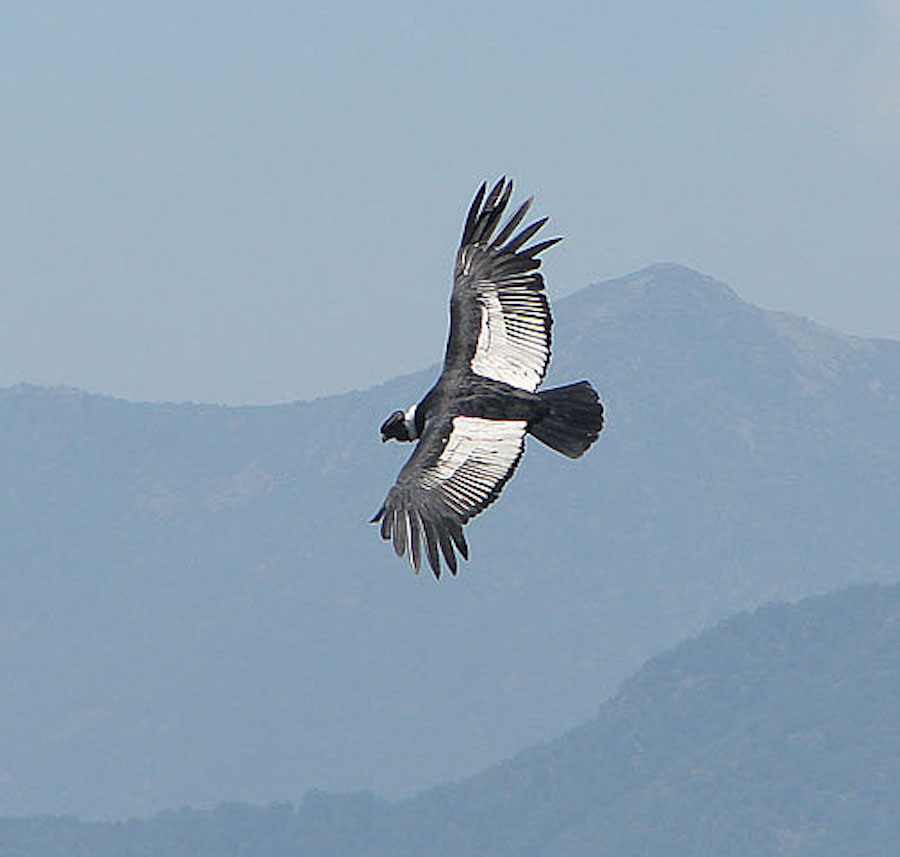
[461,182,487,245]
[491,196,533,248]
[409,511,423,573]
[506,216,549,252]
[521,236,563,257]
[392,509,407,558]
[421,518,442,579]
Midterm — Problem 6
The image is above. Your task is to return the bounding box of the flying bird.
[372,178,604,578]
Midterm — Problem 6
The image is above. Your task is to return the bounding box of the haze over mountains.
[5,582,900,855]
[2,264,899,819]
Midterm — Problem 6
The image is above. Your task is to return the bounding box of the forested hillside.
[3,583,898,856]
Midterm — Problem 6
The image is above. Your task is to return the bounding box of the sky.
[2,1,898,405]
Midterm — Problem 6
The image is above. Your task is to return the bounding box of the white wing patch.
[470,279,550,392]
[419,416,527,518]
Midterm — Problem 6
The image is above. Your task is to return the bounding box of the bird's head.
[380,404,419,443]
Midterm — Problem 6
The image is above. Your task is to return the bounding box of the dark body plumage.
[372,178,604,578]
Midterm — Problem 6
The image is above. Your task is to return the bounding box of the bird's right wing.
[442,178,560,392]
[371,413,528,578]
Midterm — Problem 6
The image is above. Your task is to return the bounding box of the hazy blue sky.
[3,1,898,404]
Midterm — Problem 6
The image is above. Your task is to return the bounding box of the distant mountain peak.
[564,263,745,319]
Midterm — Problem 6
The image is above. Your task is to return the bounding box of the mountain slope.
[2,264,899,817]
[389,582,900,856]
[4,582,900,855]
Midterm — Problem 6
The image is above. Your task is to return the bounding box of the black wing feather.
[461,182,487,245]
[392,509,407,557]
[436,524,458,576]
[473,179,508,243]
[421,517,442,579]
[520,236,563,258]
[372,413,526,578]
[504,216,548,252]
[491,197,533,248]
[409,511,423,573]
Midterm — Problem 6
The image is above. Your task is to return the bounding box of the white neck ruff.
[403,403,419,440]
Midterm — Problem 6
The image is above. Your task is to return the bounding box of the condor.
[372,178,604,578]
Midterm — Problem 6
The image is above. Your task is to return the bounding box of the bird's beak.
[381,435,388,442]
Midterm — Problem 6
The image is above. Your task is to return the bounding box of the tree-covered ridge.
[3,582,899,856]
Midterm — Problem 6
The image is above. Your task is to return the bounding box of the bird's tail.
[530,381,604,458]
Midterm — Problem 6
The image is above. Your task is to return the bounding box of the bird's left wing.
[371,414,528,578]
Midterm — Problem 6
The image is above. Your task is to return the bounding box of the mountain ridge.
[2,264,899,817]
[8,262,899,408]
[4,581,898,855]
